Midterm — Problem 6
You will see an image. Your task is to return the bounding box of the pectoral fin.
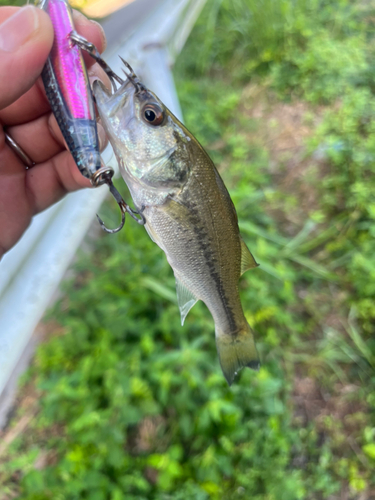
[176,277,197,326]
[240,236,259,275]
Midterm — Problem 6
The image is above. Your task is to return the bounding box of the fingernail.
[73,11,107,53]
[0,6,39,53]
[90,20,107,53]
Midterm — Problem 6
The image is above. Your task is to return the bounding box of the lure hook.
[70,31,145,96]
[91,167,146,233]
[125,204,146,225]
[90,167,125,233]
[97,180,126,234]
[70,31,124,93]
[119,56,146,94]
[97,179,146,232]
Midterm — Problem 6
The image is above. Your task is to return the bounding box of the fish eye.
[143,103,164,126]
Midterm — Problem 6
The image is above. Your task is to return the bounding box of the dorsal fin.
[240,237,259,275]
[176,277,198,326]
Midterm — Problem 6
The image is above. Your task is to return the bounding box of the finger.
[7,65,111,163]
[0,60,111,127]
[0,78,50,127]
[6,111,108,165]
[0,6,54,111]
[4,61,111,165]
[0,7,106,55]
[72,10,106,65]
[6,113,62,164]
[26,150,92,215]
[0,128,31,254]
[0,125,25,177]
[0,136,91,254]
[0,7,106,69]
[0,12,107,126]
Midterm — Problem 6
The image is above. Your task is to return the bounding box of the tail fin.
[215,323,260,386]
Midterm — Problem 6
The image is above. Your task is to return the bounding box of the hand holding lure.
[36,0,144,232]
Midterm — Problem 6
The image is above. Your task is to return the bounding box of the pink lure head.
[47,0,94,120]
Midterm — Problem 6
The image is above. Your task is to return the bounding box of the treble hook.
[91,167,146,233]
[125,203,146,225]
[119,56,147,94]
[98,179,146,232]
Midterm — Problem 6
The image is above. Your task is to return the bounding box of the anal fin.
[176,277,197,326]
[240,236,259,275]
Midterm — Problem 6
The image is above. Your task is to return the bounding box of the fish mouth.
[93,79,136,131]
[92,79,111,102]
[93,79,135,117]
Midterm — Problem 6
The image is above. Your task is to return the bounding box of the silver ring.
[90,165,115,187]
[4,131,35,169]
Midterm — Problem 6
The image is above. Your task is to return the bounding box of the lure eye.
[143,104,164,126]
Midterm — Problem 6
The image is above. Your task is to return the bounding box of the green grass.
[1,0,375,499]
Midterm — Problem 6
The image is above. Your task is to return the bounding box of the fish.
[93,69,260,385]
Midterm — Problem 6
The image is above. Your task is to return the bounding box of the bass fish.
[93,68,260,385]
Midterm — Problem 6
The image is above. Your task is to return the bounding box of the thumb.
[0,6,53,111]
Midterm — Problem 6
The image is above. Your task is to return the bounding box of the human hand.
[0,5,109,258]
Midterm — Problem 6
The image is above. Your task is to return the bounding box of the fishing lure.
[36,0,143,232]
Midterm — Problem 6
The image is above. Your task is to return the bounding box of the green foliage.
[271,33,369,103]
[1,0,375,498]
[306,88,375,342]
[183,0,313,77]
[185,0,375,104]
[0,0,25,6]
[1,208,317,499]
